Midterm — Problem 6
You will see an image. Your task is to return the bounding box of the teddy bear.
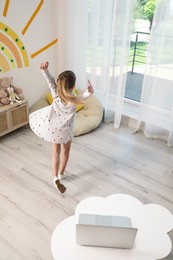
[0,79,10,106]
[0,77,25,106]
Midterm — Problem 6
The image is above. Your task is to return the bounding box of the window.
[125,0,156,102]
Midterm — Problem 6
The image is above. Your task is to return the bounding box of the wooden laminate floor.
[0,123,173,260]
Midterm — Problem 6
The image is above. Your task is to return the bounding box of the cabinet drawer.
[10,103,29,130]
[0,111,10,136]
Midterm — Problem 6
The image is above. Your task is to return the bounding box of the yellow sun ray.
[22,0,44,35]
[3,0,10,17]
[31,38,58,58]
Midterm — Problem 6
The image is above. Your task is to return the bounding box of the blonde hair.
[57,71,84,105]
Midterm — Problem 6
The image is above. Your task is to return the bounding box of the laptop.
[76,213,138,249]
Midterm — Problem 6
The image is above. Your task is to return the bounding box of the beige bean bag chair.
[30,94,103,137]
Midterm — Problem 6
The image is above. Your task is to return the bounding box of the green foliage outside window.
[134,0,156,29]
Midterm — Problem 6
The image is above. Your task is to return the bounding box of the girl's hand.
[40,61,49,70]
[87,80,94,94]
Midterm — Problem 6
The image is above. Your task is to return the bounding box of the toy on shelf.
[0,85,9,106]
[0,77,25,106]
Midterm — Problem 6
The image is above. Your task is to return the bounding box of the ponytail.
[57,71,84,105]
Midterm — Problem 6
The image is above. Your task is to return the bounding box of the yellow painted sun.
[0,0,58,73]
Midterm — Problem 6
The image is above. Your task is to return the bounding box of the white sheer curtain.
[101,0,134,127]
[136,0,173,147]
[56,0,134,128]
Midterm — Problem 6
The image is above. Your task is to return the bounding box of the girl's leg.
[59,141,72,176]
[52,143,61,177]
[52,143,66,193]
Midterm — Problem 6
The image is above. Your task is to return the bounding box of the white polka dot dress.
[29,69,76,144]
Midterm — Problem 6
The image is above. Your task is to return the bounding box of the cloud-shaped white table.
[51,194,173,260]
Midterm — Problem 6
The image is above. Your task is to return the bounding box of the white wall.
[0,0,58,108]
[55,0,89,90]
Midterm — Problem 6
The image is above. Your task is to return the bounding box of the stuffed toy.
[0,88,10,106]
[0,79,10,106]
[0,77,25,106]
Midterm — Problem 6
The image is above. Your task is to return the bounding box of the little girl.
[29,61,94,193]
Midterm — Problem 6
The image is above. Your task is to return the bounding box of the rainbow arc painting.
[0,0,58,73]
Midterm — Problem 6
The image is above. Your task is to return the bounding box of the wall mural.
[0,0,58,73]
